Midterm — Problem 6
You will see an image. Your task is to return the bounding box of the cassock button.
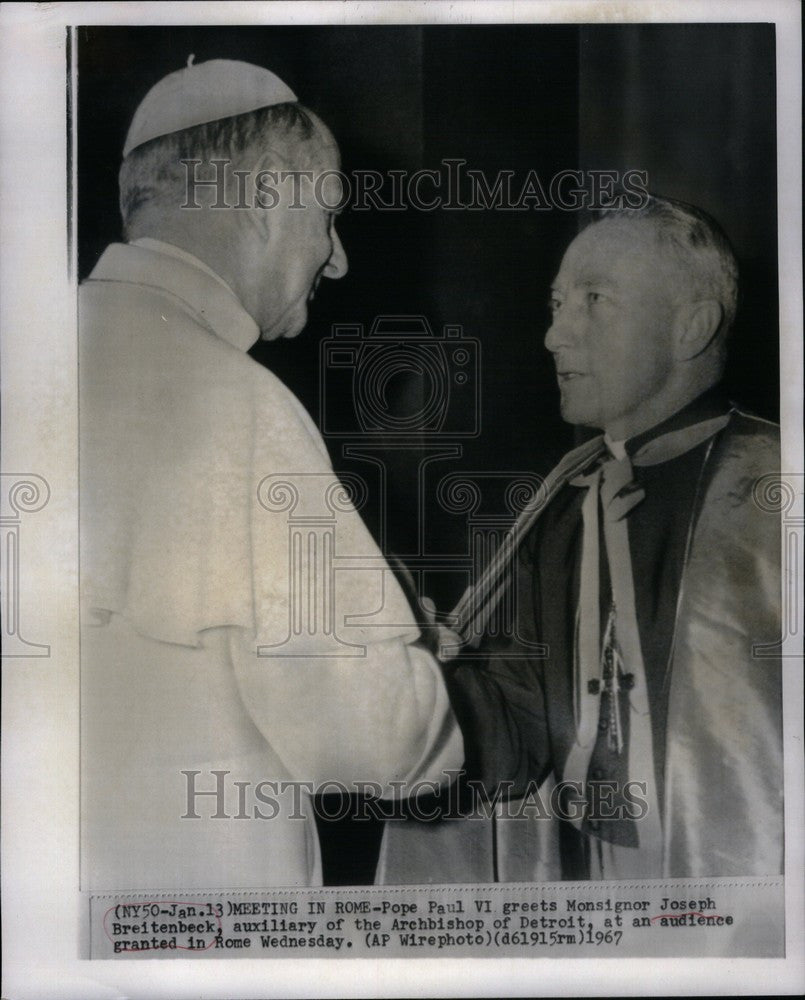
[587,679,600,695]
[598,718,609,732]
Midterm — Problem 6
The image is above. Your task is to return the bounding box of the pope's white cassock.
[79,238,463,890]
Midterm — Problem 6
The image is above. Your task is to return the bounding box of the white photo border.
[1,2,802,997]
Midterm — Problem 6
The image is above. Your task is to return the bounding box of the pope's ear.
[674,299,724,361]
[241,146,292,238]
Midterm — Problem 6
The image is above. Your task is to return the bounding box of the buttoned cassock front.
[79,241,463,890]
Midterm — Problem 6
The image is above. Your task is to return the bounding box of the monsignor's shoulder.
[725,407,780,456]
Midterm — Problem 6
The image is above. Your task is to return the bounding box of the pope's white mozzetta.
[80,229,462,891]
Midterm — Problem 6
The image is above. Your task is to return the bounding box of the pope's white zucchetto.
[123,57,298,158]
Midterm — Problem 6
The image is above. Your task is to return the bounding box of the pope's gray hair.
[119,102,318,237]
[592,195,739,337]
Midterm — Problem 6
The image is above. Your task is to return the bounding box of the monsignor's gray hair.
[593,195,739,337]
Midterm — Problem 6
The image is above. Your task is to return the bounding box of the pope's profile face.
[545,218,682,440]
[247,119,348,340]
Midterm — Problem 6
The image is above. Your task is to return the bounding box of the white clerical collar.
[88,240,260,353]
[603,434,628,460]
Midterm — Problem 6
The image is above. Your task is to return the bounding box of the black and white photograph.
[1,2,803,997]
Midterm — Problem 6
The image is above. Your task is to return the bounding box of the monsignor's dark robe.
[378,397,783,881]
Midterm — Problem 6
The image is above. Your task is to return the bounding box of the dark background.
[77,23,779,884]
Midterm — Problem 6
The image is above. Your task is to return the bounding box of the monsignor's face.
[248,120,348,341]
[545,218,682,439]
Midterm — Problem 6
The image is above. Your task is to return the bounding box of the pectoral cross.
[600,601,634,756]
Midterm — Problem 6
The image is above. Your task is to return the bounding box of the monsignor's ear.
[674,299,724,361]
